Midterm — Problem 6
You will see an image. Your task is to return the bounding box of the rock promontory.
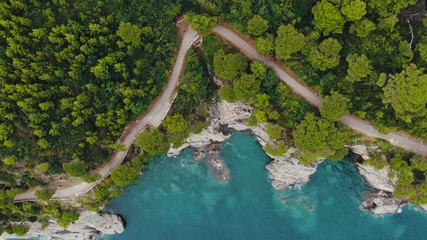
[0,211,124,240]
[168,100,318,189]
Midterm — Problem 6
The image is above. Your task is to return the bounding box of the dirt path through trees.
[14,22,426,203]
[14,25,199,202]
[213,25,427,156]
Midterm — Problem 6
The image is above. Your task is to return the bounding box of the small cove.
[103,131,427,240]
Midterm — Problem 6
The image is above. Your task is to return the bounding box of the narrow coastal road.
[213,25,427,156]
[14,22,426,203]
[14,25,199,202]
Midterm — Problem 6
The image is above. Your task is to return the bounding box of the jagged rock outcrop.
[265,148,318,189]
[350,145,408,215]
[356,164,395,193]
[168,100,317,189]
[362,191,405,215]
[0,211,124,240]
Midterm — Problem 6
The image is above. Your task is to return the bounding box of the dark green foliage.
[311,0,346,35]
[11,224,29,236]
[275,25,306,61]
[82,171,101,183]
[255,34,275,56]
[341,0,367,21]
[163,114,189,133]
[233,74,261,102]
[135,128,169,156]
[349,18,376,38]
[264,140,288,156]
[381,64,427,123]
[391,155,427,204]
[266,124,283,140]
[173,49,214,116]
[213,50,248,81]
[247,15,268,36]
[320,91,350,121]
[116,22,144,46]
[111,161,143,187]
[0,0,183,205]
[295,113,350,164]
[62,161,87,178]
[307,38,342,71]
[218,85,237,102]
[345,54,372,83]
[58,209,80,228]
[35,188,56,201]
[185,13,218,36]
[363,152,387,170]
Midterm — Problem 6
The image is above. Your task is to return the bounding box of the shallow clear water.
[103,131,427,240]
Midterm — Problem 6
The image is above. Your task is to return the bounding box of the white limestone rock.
[265,148,318,189]
[363,191,404,215]
[168,100,251,157]
[78,211,124,235]
[356,164,395,192]
[349,145,370,160]
[0,211,124,240]
[168,100,320,189]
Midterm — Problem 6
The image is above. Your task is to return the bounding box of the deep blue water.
[103,132,427,240]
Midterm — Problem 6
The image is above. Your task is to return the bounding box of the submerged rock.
[1,211,124,240]
[207,158,230,183]
[362,190,405,215]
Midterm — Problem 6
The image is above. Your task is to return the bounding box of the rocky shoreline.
[0,211,125,240]
[169,100,427,216]
[350,145,427,215]
[4,100,424,239]
[168,100,318,189]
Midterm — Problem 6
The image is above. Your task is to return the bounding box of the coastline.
[168,99,427,216]
[7,99,425,240]
[0,211,124,240]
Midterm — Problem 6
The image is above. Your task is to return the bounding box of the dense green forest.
[0,0,183,235]
[0,0,181,174]
[1,0,427,236]
[186,0,427,206]
[188,0,427,139]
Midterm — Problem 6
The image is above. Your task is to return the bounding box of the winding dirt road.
[14,25,199,202]
[14,22,426,202]
[213,25,427,156]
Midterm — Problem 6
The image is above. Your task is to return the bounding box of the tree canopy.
[247,15,269,36]
[234,74,261,102]
[275,25,306,61]
[312,0,346,35]
[345,54,372,83]
[116,22,144,46]
[255,34,275,56]
[213,50,248,81]
[381,64,427,123]
[185,13,218,36]
[295,113,350,164]
[349,18,376,38]
[163,114,189,133]
[111,161,143,187]
[320,91,350,121]
[341,0,367,21]
[307,38,342,71]
[135,128,169,156]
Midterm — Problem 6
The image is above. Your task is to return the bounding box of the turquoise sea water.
[103,132,427,240]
